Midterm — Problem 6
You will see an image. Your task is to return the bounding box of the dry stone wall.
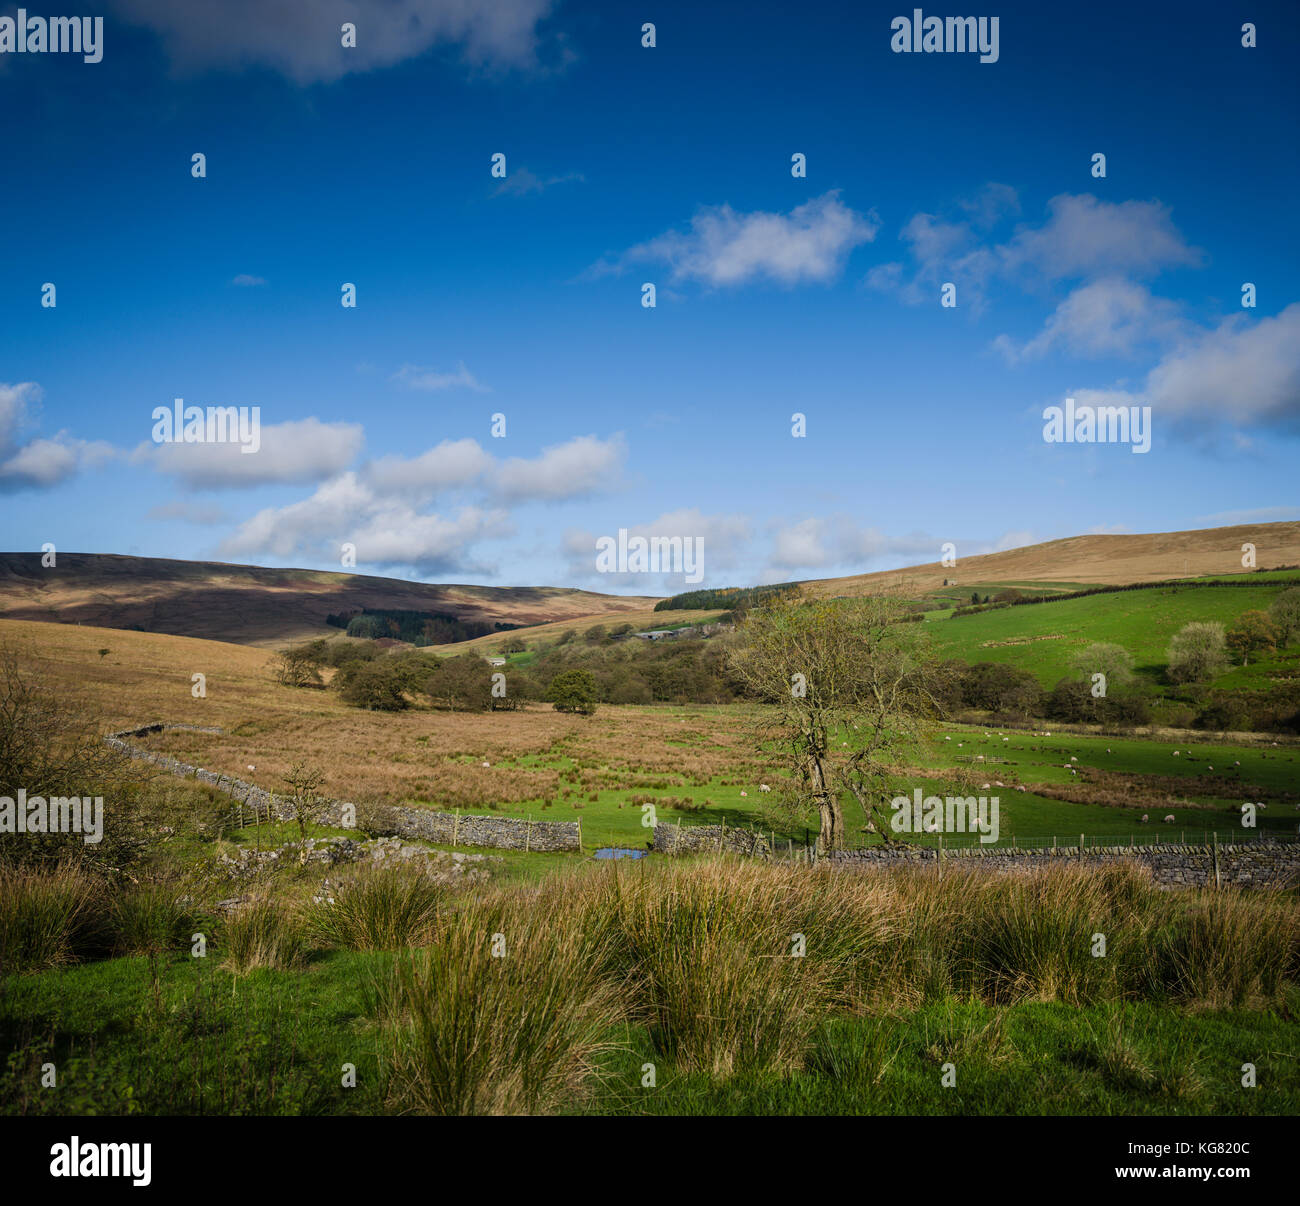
[653,822,771,858]
[829,842,1300,889]
[107,723,582,854]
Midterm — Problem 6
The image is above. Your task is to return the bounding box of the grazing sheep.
[759,784,771,792]
[994,781,1004,787]
[981,783,991,789]
[1163,814,1175,824]
[1173,751,1180,757]
[1070,756,1077,762]
[1140,814,1148,823]
[481,761,490,768]
[740,791,748,798]
[1016,786,1027,793]
[247,765,256,772]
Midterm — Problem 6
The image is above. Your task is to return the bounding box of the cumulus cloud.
[1062,304,1300,433]
[613,192,879,288]
[766,516,936,573]
[999,194,1202,282]
[994,278,1187,363]
[870,190,1200,314]
[220,472,509,574]
[0,382,114,492]
[562,507,752,588]
[494,434,627,501]
[108,0,560,83]
[230,274,267,287]
[134,417,364,488]
[364,438,493,499]
[391,362,489,392]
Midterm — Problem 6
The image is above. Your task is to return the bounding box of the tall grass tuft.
[110,880,201,957]
[304,864,445,951]
[372,891,624,1115]
[0,862,108,973]
[220,895,304,974]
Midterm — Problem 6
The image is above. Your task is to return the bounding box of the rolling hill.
[0,553,657,647]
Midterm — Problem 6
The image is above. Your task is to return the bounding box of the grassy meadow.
[2,577,1299,1118]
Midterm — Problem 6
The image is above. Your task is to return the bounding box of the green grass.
[926,581,1296,687]
[576,999,1300,1115]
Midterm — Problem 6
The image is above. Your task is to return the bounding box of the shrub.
[1167,622,1229,684]
[546,669,598,715]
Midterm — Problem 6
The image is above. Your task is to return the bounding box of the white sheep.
[1140,814,1148,823]
[481,761,490,768]
[740,791,748,798]
[1163,814,1175,824]
[247,765,256,772]
[759,784,771,792]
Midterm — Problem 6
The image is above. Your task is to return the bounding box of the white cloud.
[391,362,489,392]
[230,273,267,287]
[108,0,560,83]
[562,508,752,588]
[364,438,493,499]
[618,192,879,287]
[220,472,508,574]
[0,382,114,491]
[999,194,1202,281]
[766,516,936,573]
[494,434,627,501]
[995,278,1187,362]
[135,417,363,488]
[1062,304,1300,432]
[870,190,1200,313]
[1144,304,1300,427]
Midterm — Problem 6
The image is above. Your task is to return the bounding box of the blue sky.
[1,0,1297,593]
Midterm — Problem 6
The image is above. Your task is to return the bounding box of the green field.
[926,579,1299,686]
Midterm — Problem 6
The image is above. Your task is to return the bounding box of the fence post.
[525,815,532,855]
[576,816,582,855]
[453,810,460,846]
[1212,830,1220,890]
[1080,833,1085,856]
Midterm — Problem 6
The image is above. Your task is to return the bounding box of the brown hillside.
[799,522,1300,598]
[0,553,657,648]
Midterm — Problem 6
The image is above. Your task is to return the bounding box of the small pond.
[592,846,649,860]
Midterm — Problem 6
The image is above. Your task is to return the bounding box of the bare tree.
[727,592,940,855]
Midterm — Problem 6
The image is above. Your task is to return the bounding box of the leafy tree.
[728,593,938,855]
[272,642,325,688]
[336,659,410,710]
[1167,621,1229,683]
[1268,587,1300,646]
[1069,642,1135,693]
[546,669,598,714]
[1226,610,1279,666]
